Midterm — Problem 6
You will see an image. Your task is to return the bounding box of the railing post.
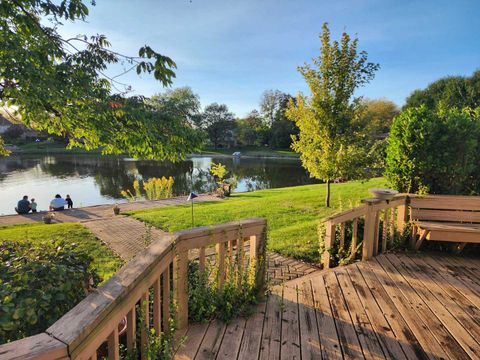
[363,203,377,261]
[250,223,267,298]
[174,250,188,330]
[396,200,408,236]
[322,221,335,269]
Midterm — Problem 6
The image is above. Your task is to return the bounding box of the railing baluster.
[351,218,358,260]
[199,246,206,273]
[162,266,170,332]
[382,209,389,252]
[216,242,226,288]
[389,208,396,247]
[174,250,189,329]
[140,292,149,358]
[107,327,119,360]
[339,222,345,249]
[237,237,245,285]
[126,307,136,354]
[153,278,161,336]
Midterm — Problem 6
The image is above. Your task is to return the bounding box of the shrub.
[385,106,480,194]
[187,256,257,323]
[0,240,100,343]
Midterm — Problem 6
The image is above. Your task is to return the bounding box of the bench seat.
[412,221,480,250]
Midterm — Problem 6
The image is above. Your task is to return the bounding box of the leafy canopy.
[385,105,480,195]
[286,23,379,205]
[0,0,202,159]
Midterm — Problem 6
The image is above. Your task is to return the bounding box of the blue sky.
[62,0,480,116]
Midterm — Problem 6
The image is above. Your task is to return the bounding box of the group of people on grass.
[15,194,74,214]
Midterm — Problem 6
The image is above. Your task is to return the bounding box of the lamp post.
[187,192,198,227]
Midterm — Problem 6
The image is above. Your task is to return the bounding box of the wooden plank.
[323,221,335,268]
[174,251,189,330]
[237,301,267,359]
[153,278,161,336]
[162,266,171,331]
[174,322,210,360]
[363,206,377,261]
[388,208,395,247]
[324,205,367,225]
[259,292,283,359]
[297,280,322,360]
[411,208,480,223]
[216,242,226,288]
[345,266,409,360]
[340,222,346,249]
[199,246,206,273]
[0,333,68,360]
[382,209,389,252]
[410,195,480,210]
[140,291,149,359]
[396,204,408,235]
[375,256,470,360]
[323,271,364,359]
[237,237,245,284]
[310,275,343,359]
[281,286,301,360]
[126,307,136,354]
[394,254,480,344]
[355,263,429,360]
[437,256,480,291]
[107,328,120,360]
[334,268,386,360]
[409,255,480,321]
[361,259,451,360]
[373,211,380,256]
[195,319,227,360]
[216,317,247,360]
[351,218,358,260]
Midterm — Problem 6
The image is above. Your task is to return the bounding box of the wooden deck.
[175,252,480,360]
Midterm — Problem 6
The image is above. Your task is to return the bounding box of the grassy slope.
[0,223,123,281]
[131,178,387,263]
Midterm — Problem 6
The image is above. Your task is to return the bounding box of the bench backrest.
[410,195,480,223]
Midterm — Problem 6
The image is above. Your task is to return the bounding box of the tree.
[260,90,290,127]
[235,110,267,146]
[286,23,379,207]
[201,103,235,149]
[404,70,480,110]
[0,0,202,159]
[385,106,480,195]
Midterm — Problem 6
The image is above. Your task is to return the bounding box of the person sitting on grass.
[15,195,31,214]
[49,194,67,211]
[30,198,38,213]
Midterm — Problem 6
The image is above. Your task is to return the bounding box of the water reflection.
[0,154,319,215]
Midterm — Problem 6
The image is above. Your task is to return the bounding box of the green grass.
[16,141,103,154]
[0,223,123,281]
[130,178,387,263]
[199,146,299,158]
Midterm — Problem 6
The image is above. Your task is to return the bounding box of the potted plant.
[42,213,55,224]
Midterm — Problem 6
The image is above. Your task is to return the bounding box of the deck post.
[363,203,377,261]
[396,200,409,237]
[323,221,335,269]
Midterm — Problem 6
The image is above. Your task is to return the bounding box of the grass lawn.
[199,146,299,158]
[130,178,387,263]
[15,141,102,154]
[0,223,123,281]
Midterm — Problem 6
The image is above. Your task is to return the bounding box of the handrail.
[0,218,267,360]
[321,194,409,268]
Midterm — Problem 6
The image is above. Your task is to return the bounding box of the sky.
[61,0,480,117]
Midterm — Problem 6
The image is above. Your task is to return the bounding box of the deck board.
[175,252,480,359]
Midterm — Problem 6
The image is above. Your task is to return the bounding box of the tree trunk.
[325,179,331,207]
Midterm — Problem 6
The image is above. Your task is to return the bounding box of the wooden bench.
[410,195,480,251]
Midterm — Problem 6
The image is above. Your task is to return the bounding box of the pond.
[0,154,320,215]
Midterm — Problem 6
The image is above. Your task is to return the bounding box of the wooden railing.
[321,195,409,268]
[0,218,267,360]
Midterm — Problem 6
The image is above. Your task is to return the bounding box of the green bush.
[0,240,100,343]
[385,106,480,194]
[187,259,257,323]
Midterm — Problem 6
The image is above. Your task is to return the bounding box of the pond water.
[0,154,320,215]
